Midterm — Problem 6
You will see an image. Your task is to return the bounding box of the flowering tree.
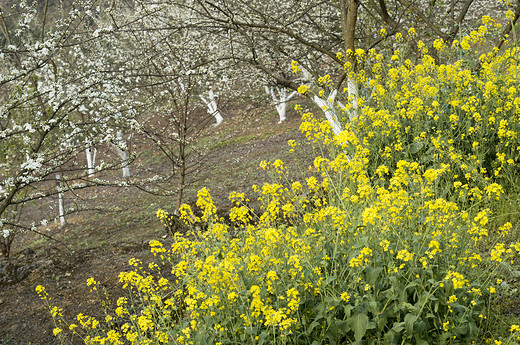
[187,0,507,130]
[1,0,510,257]
[98,0,235,215]
[0,1,138,255]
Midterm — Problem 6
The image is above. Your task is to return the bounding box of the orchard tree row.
[0,0,513,256]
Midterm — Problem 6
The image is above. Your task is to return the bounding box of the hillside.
[0,98,315,345]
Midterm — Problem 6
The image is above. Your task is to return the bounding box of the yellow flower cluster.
[38,14,520,344]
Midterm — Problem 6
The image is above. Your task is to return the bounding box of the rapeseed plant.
[37,14,520,345]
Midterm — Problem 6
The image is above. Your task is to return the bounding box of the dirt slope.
[0,100,317,345]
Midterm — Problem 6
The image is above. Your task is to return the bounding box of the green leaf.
[348,313,369,341]
[376,314,388,330]
[257,331,268,345]
[392,321,405,333]
[324,296,339,306]
[381,287,397,300]
[414,338,429,345]
[426,313,436,319]
[405,282,418,290]
[315,302,327,318]
[323,275,336,288]
[408,141,425,154]
[325,330,337,345]
[245,326,257,335]
[343,304,353,317]
[366,266,383,285]
[467,320,480,336]
[335,319,350,332]
[307,320,322,335]
[195,332,215,344]
[384,329,400,344]
[404,313,418,334]
[367,300,379,316]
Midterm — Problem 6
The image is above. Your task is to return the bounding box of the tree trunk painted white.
[299,63,358,133]
[85,145,97,178]
[265,85,298,124]
[114,130,131,178]
[313,90,342,135]
[200,90,223,127]
[56,174,66,227]
[347,77,359,121]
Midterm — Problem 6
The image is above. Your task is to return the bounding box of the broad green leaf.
[307,320,322,335]
[366,266,383,285]
[245,326,257,335]
[384,329,400,344]
[335,319,350,332]
[404,313,418,334]
[381,287,397,300]
[408,141,425,154]
[324,296,339,306]
[257,332,268,345]
[343,304,353,316]
[414,338,429,345]
[392,321,405,333]
[348,313,369,341]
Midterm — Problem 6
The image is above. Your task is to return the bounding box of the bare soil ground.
[0,99,317,345]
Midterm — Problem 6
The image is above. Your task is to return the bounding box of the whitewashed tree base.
[265,85,298,124]
[200,90,223,127]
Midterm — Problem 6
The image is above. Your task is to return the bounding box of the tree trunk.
[313,91,342,135]
[56,174,66,227]
[340,0,360,120]
[341,0,359,59]
[174,125,187,216]
[347,77,359,120]
[115,130,131,178]
[174,159,185,217]
[265,85,298,124]
[201,90,224,127]
[175,85,189,216]
[85,145,97,178]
